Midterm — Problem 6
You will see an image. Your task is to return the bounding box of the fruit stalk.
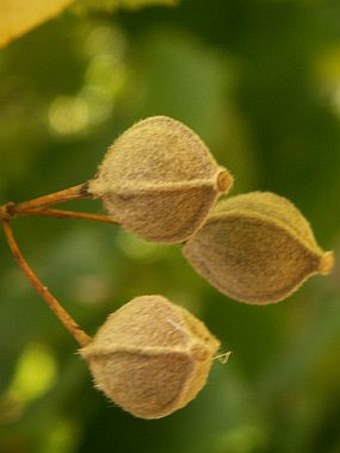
[1,216,91,347]
[6,183,90,215]
[8,206,118,225]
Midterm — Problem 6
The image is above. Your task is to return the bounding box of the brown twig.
[7,183,91,216]
[1,217,92,347]
[10,207,118,225]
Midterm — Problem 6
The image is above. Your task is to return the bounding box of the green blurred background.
[1,0,340,452]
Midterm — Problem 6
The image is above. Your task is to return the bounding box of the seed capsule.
[182,192,335,304]
[80,295,221,419]
[88,116,233,243]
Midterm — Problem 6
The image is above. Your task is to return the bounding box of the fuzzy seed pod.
[80,295,221,419]
[183,192,335,304]
[88,116,233,243]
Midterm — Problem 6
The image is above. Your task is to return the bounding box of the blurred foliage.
[1,0,340,452]
[73,0,179,14]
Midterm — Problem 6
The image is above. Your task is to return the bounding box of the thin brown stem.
[7,183,91,216]
[1,218,92,347]
[11,207,118,225]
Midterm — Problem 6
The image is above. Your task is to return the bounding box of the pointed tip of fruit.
[319,251,335,275]
[216,169,234,193]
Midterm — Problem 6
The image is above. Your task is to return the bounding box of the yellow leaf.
[0,0,74,48]
[73,0,179,13]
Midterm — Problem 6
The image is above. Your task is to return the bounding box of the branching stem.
[6,183,91,215]
[2,183,118,225]
[11,207,118,225]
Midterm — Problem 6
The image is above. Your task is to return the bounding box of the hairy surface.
[81,295,221,419]
[183,192,334,304]
[89,116,233,242]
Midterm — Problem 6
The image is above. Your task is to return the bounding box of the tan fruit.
[80,295,221,419]
[182,192,335,304]
[88,116,233,243]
